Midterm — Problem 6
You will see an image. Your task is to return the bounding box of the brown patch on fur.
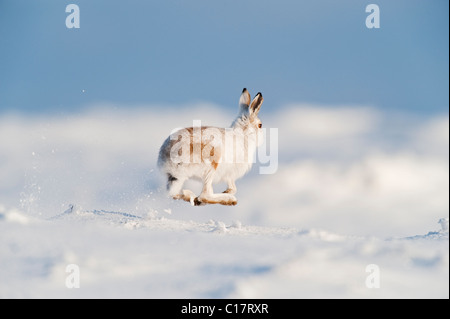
[181,126,224,166]
[193,197,203,206]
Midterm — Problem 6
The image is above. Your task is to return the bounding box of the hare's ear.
[239,88,251,113]
[250,92,263,116]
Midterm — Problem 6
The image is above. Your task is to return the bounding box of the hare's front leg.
[223,179,237,195]
[196,167,237,206]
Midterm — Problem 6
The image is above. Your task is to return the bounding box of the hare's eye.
[258,123,262,128]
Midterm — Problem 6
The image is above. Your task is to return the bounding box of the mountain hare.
[158,88,264,206]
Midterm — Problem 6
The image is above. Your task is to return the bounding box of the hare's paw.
[218,194,238,206]
[196,193,237,206]
[224,195,238,206]
[173,189,197,204]
[172,194,183,200]
[193,197,206,206]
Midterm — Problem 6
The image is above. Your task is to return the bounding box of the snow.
[0,104,448,298]
[0,205,448,298]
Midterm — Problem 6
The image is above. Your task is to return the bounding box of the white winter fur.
[157,88,264,206]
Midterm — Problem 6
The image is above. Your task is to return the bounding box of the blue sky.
[0,0,448,115]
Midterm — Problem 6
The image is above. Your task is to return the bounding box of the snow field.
[0,205,448,298]
[0,104,448,298]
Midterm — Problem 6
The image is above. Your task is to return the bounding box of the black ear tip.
[242,88,247,93]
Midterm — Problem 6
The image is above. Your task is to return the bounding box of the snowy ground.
[0,204,448,298]
[0,103,448,298]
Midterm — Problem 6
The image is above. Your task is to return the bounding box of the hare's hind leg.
[167,174,182,197]
[196,167,237,206]
[198,191,238,206]
[167,174,197,204]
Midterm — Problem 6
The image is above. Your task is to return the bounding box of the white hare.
[158,88,264,206]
